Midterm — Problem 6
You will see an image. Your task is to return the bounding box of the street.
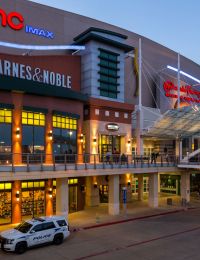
[1,208,200,259]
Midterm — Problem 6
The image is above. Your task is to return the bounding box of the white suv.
[0,216,70,254]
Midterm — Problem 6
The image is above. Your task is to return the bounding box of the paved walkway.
[1,194,200,232]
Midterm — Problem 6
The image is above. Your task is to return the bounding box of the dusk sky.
[29,0,200,65]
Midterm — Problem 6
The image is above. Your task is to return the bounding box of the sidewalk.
[0,195,199,233]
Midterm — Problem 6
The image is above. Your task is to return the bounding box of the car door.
[28,223,46,246]
[42,222,56,243]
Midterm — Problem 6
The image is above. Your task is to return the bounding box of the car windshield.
[15,221,33,233]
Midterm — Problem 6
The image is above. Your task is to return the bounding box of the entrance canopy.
[143,106,200,139]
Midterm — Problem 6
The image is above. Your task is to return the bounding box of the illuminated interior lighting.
[0,41,85,51]
[167,65,200,84]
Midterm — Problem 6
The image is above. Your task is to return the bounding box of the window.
[98,49,120,99]
[32,224,43,232]
[115,112,119,118]
[0,109,12,123]
[105,111,109,116]
[53,115,77,130]
[124,113,128,119]
[22,112,45,126]
[22,111,45,154]
[53,116,78,156]
[43,222,55,230]
[95,109,99,115]
[57,220,67,227]
[84,109,89,115]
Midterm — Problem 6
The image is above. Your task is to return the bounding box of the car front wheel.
[15,242,27,254]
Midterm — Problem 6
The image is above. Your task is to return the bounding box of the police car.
[0,216,70,254]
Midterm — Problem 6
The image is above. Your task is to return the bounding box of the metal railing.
[0,153,179,172]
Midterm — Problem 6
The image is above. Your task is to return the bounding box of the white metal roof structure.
[143,106,200,138]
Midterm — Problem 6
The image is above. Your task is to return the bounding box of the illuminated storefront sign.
[0,59,72,88]
[0,8,24,30]
[106,123,119,131]
[0,8,54,39]
[163,81,200,103]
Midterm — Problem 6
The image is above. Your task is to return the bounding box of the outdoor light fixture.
[167,65,200,84]
[0,41,85,51]
[80,134,84,143]
[48,188,53,198]
[16,191,20,201]
[69,131,73,136]
[48,130,53,140]
[93,182,98,188]
[127,180,131,186]
[93,137,97,144]
[127,139,131,145]
[16,128,20,139]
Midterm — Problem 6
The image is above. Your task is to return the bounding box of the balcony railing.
[0,153,179,172]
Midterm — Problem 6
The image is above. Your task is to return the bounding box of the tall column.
[56,178,68,219]
[158,173,160,193]
[45,179,53,216]
[176,139,182,161]
[45,112,53,164]
[181,172,190,203]
[85,176,99,207]
[148,173,158,208]
[12,93,22,164]
[138,174,144,201]
[109,175,119,215]
[12,180,21,224]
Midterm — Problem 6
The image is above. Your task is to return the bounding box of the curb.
[71,207,198,232]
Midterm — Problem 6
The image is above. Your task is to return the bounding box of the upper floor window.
[0,109,12,123]
[22,112,45,126]
[53,115,77,130]
[98,49,120,99]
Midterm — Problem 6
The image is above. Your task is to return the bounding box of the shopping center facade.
[0,0,199,225]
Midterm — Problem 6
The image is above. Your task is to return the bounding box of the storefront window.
[22,111,45,155]
[0,182,12,224]
[21,181,45,220]
[99,135,121,156]
[0,110,12,164]
[53,115,77,155]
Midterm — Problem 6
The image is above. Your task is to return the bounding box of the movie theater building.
[0,0,200,225]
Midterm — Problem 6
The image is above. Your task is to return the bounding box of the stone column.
[108,175,119,215]
[85,176,99,207]
[176,139,182,161]
[138,174,144,201]
[45,179,53,216]
[56,178,68,219]
[12,180,21,224]
[158,173,160,193]
[181,172,190,203]
[148,173,158,208]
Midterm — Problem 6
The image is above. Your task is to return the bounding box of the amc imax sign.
[0,8,54,39]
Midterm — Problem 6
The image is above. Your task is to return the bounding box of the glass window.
[43,222,55,230]
[22,111,45,126]
[0,109,12,155]
[32,224,43,232]
[57,220,67,227]
[53,115,77,130]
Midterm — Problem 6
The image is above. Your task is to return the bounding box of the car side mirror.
[30,230,35,234]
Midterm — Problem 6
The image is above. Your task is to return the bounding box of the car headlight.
[6,239,15,244]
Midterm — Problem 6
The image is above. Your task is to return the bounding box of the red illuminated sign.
[0,8,24,30]
[163,81,200,103]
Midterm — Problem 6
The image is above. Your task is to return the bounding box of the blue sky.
[29,0,200,65]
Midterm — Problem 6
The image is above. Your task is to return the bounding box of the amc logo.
[0,8,24,30]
